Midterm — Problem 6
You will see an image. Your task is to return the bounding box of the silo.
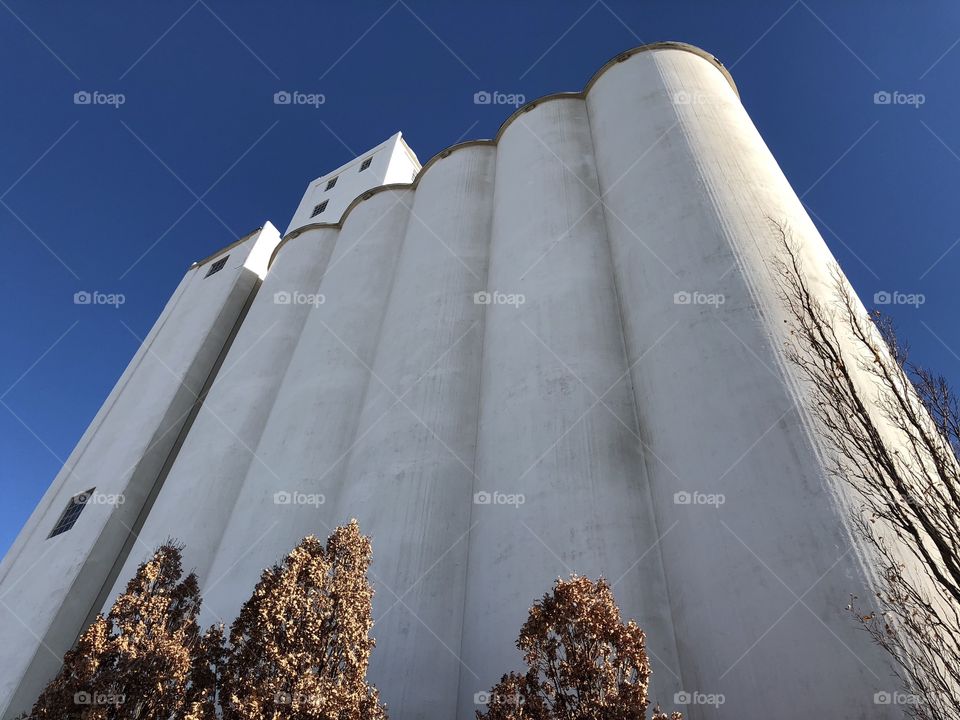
[457,95,682,717]
[201,190,413,624]
[0,43,910,720]
[0,224,281,716]
[330,145,496,717]
[585,45,893,717]
[101,226,340,611]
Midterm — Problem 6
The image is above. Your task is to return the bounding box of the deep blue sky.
[1,1,958,557]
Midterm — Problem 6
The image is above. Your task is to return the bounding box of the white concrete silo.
[330,145,496,715]
[0,43,907,720]
[200,190,417,622]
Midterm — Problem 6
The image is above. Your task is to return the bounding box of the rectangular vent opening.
[48,488,96,538]
[205,256,229,277]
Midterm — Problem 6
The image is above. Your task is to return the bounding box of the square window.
[359,158,372,172]
[311,200,328,217]
[326,177,337,190]
[205,256,229,277]
[48,489,96,538]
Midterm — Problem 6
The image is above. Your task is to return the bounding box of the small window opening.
[48,489,96,538]
[205,256,229,277]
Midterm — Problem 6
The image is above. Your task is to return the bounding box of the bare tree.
[477,575,682,720]
[774,223,960,719]
[219,520,387,720]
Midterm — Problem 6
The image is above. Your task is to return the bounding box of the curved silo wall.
[200,190,413,626]
[330,145,496,717]
[458,95,683,717]
[100,227,340,612]
[585,48,894,718]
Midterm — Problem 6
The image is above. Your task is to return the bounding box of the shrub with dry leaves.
[28,542,204,719]
[477,575,681,720]
[219,520,387,720]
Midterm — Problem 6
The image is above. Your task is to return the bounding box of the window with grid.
[205,255,229,277]
[48,489,96,538]
[326,177,337,190]
[311,200,328,217]
[359,158,372,172]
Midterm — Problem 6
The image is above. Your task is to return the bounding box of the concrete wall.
[585,49,894,718]
[458,96,682,717]
[331,145,494,717]
[1,44,907,720]
[101,225,339,602]
[0,224,281,718]
[200,189,416,626]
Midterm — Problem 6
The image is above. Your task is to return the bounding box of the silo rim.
[262,42,737,269]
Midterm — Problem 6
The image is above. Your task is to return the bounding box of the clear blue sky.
[1,1,958,558]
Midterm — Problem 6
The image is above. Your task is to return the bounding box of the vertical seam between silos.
[339,191,416,517]
[454,147,495,714]
[202,230,341,589]
[589,51,690,699]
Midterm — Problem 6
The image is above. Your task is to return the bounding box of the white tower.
[1,44,907,719]
[286,131,420,233]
